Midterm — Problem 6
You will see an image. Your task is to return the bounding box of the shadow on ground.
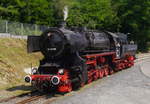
[6,85,33,92]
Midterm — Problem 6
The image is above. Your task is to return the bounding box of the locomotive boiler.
[28,28,111,58]
[25,27,137,92]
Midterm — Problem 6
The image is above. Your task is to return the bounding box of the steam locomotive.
[24,26,137,92]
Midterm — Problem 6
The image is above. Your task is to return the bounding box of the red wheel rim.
[104,68,109,76]
[99,69,104,78]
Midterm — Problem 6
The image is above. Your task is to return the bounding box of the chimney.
[59,21,66,29]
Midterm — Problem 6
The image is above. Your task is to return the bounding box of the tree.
[0,0,20,20]
[67,0,118,31]
[0,0,150,51]
[112,0,150,51]
[0,0,55,26]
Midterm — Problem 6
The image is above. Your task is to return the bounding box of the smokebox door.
[27,36,40,53]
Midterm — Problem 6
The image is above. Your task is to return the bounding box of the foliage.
[0,0,149,51]
[67,0,118,31]
[0,0,55,26]
[112,0,150,51]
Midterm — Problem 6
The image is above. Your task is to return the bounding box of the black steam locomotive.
[25,26,137,92]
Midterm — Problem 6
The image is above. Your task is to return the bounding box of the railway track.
[0,54,149,104]
[16,94,46,104]
[0,95,18,103]
[0,90,37,104]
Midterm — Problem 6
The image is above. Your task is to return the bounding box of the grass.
[0,38,43,90]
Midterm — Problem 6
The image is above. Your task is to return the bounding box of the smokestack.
[59,21,66,29]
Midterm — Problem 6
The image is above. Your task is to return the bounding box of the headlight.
[24,75,32,83]
[32,68,38,75]
[58,69,64,75]
[51,76,60,85]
